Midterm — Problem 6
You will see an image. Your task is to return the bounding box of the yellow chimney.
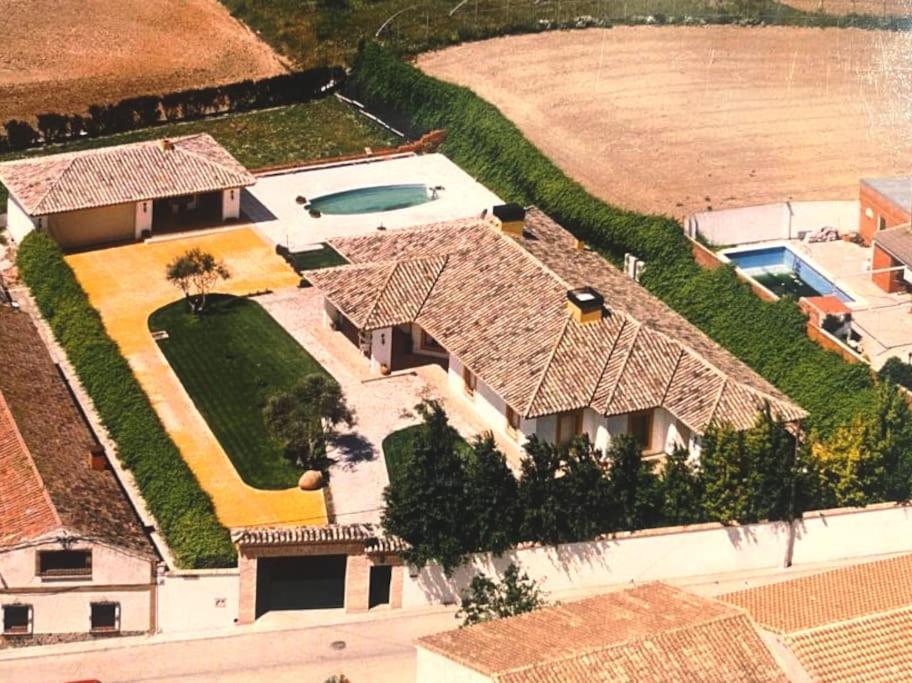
[566,287,605,324]
[492,203,526,236]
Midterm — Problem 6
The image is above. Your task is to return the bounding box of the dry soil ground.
[0,0,287,122]
[419,26,912,218]
[778,0,911,15]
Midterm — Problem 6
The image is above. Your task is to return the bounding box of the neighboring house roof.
[862,176,912,214]
[307,209,806,431]
[0,306,154,557]
[0,134,254,216]
[873,224,912,266]
[232,523,409,554]
[722,553,912,682]
[418,582,788,682]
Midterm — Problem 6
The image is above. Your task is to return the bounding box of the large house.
[0,304,158,641]
[416,582,789,682]
[307,206,807,458]
[0,134,254,251]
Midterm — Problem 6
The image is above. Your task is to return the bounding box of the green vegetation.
[289,244,349,272]
[347,43,876,435]
[0,98,399,206]
[457,564,546,627]
[16,233,234,568]
[220,0,905,69]
[150,295,332,489]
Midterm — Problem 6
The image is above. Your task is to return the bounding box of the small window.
[506,405,521,435]
[90,602,120,633]
[38,550,92,578]
[629,410,654,451]
[3,605,32,636]
[462,366,477,397]
[420,330,444,353]
[879,215,887,231]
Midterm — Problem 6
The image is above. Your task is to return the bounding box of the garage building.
[0,134,255,251]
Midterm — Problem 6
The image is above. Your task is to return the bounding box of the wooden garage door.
[47,202,135,250]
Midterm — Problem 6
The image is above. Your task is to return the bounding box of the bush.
[347,43,876,434]
[16,232,234,568]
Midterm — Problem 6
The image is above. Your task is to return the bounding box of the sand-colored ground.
[66,227,327,529]
[0,0,286,122]
[779,0,911,15]
[419,26,912,218]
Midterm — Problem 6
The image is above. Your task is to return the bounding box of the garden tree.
[809,417,868,508]
[382,401,473,572]
[604,434,662,531]
[516,437,568,544]
[700,424,751,523]
[866,382,912,502]
[560,438,615,540]
[659,447,705,525]
[463,434,520,555]
[165,248,230,314]
[263,374,354,471]
[456,564,546,627]
[877,356,912,391]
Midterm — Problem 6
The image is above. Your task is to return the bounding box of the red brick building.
[872,225,912,293]
[859,177,911,246]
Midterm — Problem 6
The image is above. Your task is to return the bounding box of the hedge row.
[16,232,235,568]
[347,43,875,433]
[1,67,345,152]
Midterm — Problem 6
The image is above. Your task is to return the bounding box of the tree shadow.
[329,431,376,470]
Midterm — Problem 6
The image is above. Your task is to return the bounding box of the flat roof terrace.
[242,153,503,252]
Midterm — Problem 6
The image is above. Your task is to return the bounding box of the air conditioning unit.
[633,260,645,282]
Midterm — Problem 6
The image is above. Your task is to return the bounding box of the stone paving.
[257,287,525,525]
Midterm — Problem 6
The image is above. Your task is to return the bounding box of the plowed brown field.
[419,27,912,217]
[0,0,287,122]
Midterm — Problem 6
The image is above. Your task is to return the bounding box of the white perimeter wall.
[688,200,859,246]
[156,569,240,633]
[402,502,912,608]
[222,188,241,220]
[135,200,152,239]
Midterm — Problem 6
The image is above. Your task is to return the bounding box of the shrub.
[16,232,234,568]
[346,43,876,434]
[456,564,546,627]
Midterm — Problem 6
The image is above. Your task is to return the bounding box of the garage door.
[47,202,135,250]
[255,555,347,617]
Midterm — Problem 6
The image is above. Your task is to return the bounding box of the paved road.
[0,609,458,683]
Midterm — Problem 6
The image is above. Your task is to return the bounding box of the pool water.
[724,245,853,302]
[308,184,433,215]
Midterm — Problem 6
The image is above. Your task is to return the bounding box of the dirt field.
[778,0,911,15]
[419,26,912,218]
[0,0,287,122]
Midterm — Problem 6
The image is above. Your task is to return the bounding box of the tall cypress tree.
[463,434,520,555]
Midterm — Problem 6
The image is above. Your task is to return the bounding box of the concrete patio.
[257,287,526,525]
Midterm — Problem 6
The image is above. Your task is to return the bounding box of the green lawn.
[0,97,399,207]
[150,294,331,489]
[289,244,348,271]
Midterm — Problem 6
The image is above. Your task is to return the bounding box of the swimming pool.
[722,245,854,302]
[307,184,435,215]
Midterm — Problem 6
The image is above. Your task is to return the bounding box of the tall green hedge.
[16,232,235,568]
[347,43,875,433]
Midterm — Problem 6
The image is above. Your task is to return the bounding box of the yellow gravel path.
[66,227,328,528]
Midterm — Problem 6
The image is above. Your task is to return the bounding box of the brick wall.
[859,183,910,245]
[871,243,904,293]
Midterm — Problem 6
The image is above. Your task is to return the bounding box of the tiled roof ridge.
[659,345,686,407]
[169,133,240,174]
[492,610,757,681]
[411,254,449,322]
[364,259,405,329]
[522,314,573,417]
[0,389,63,540]
[28,157,77,216]
[785,603,912,639]
[602,322,643,411]
[327,217,486,261]
[587,317,630,410]
[707,376,731,427]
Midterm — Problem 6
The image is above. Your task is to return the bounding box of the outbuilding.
[0,134,255,251]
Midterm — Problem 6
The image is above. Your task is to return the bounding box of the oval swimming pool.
[307,184,434,215]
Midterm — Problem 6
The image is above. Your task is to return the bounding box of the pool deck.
[242,153,503,252]
[729,237,912,370]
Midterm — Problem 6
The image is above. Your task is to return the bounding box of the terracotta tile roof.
[418,583,787,682]
[231,523,409,553]
[802,295,851,316]
[0,134,254,215]
[307,209,806,431]
[0,306,153,556]
[722,554,912,683]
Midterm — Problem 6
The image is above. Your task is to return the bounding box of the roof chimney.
[492,203,526,236]
[89,444,107,472]
[159,138,175,152]
[566,287,605,324]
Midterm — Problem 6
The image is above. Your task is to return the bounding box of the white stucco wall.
[409,324,449,359]
[416,647,492,683]
[5,196,38,244]
[135,200,153,239]
[222,188,241,220]
[0,540,155,634]
[370,327,393,373]
[156,570,240,634]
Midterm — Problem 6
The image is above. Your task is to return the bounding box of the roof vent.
[492,203,526,236]
[566,287,605,324]
[159,138,175,152]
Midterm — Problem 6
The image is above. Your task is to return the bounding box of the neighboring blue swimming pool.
[308,184,434,215]
[723,245,854,302]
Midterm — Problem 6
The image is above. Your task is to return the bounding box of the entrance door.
[255,555,347,617]
[369,565,393,608]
